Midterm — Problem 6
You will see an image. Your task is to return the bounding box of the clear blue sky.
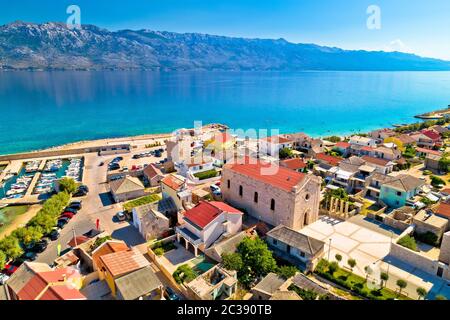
[2,0,450,60]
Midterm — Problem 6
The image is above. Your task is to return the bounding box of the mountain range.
[1,21,450,71]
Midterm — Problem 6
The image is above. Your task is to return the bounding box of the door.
[437,267,444,278]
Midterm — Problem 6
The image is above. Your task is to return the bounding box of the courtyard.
[300,216,450,299]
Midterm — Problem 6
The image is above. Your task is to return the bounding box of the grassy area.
[123,194,161,212]
[151,240,177,256]
[315,260,411,300]
[193,169,218,180]
[0,205,30,234]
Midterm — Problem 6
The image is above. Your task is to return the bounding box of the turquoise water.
[1,71,450,155]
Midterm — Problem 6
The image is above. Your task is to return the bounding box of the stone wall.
[221,168,321,231]
[439,232,450,265]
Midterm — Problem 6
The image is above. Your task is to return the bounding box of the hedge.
[193,169,219,180]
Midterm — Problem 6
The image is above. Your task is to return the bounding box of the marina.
[0,164,35,200]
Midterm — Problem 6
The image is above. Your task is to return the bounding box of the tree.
[58,177,78,194]
[335,254,342,264]
[430,176,445,188]
[173,264,198,284]
[236,237,277,287]
[380,272,389,288]
[0,236,23,260]
[28,213,56,235]
[438,155,450,173]
[396,279,407,296]
[416,287,428,300]
[277,265,298,280]
[347,259,357,271]
[0,250,6,270]
[328,261,339,275]
[13,226,43,246]
[279,148,293,160]
[222,253,243,271]
[435,294,447,300]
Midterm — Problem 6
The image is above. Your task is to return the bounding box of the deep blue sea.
[1,71,450,155]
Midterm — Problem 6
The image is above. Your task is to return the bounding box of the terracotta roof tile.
[434,202,450,219]
[281,158,307,171]
[316,153,342,166]
[225,158,306,192]
[161,174,185,191]
[335,142,351,149]
[361,156,390,166]
[183,201,242,229]
[100,249,150,278]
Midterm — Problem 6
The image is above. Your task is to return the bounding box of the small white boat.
[3,173,14,181]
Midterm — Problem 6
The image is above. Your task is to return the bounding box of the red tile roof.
[315,153,342,166]
[100,249,150,278]
[225,158,306,192]
[183,201,242,229]
[262,136,293,144]
[335,142,351,149]
[361,146,375,152]
[281,158,307,171]
[17,268,86,300]
[421,130,441,141]
[161,174,185,191]
[361,156,390,166]
[67,236,90,248]
[143,164,163,179]
[415,147,442,156]
[434,202,450,219]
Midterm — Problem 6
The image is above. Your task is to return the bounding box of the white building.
[259,136,294,157]
[349,136,378,148]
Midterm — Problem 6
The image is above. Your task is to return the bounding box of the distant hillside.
[1,21,450,71]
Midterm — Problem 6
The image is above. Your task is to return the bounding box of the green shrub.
[430,176,445,188]
[123,194,161,212]
[288,284,318,300]
[277,265,298,280]
[154,248,165,256]
[193,169,219,180]
[414,231,439,247]
[398,235,418,251]
[173,264,198,284]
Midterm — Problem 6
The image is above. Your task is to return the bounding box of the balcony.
[176,226,203,246]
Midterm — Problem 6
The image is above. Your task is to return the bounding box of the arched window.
[239,185,243,197]
[254,192,259,203]
[270,199,275,211]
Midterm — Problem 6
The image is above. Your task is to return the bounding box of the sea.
[1,70,450,155]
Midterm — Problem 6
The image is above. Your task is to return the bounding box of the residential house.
[266,225,325,271]
[132,198,177,241]
[413,210,449,241]
[364,173,393,200]
[430,125,449,135]
[96,248,151,297]
[186,266,238,300]
[176,201,243,255]
[92,240,130,272]
[259,136,294,157]
[361,156,394,175]
[421,129,443,148]
[379,174,425,208]
[115,266,162,300]
[416,147,442,158]
[109,176,146,203]
[175,159,216,180]
[280,158,307,173]
[370,128,396,142]
[251,273,295,300]
[433,202,450,225]
[204,231,249,263]
[349,136,378,148]
[373,145,402,161]
[222,158,322,231]
[315,153,343,167]
[143,164,165,187]
[425,154,442,172]
[161,174,188,211]
[411,132,436,149]
[334,141,351,157]
[5,262,86,300]
[397,134,416,147]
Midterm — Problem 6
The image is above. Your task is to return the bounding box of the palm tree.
[347,259,356,272]
[380,272,389,288]
[396,279,407,296]
[416,287,427,300]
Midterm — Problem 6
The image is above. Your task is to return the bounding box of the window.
[300,251,306,258]
[227,180,231,189]
[254,192,259,203]
[271,199,275,211]
[239,185,243,197]
[396,191,402,197]
[273,239,278,246]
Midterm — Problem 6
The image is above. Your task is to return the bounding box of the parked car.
[210,184,222,196]
[0,273,10,285]
[32,239,48,253]
[116,211,127,222]
[108,163,120,171]
[164,286,182,300]
[61,212,75,220]
[73,189,88,197]
[68,202,82,210]
[64,207,78,214]
[112,157,123,162]
[20,251,38,262]
[48,229,60,241]
[57,217,70,229]
[78,185,89,192]
[2,264,18,276]
[132,154,141,159]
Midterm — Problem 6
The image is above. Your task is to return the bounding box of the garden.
[193,169,219,180]
[123,194,161,212]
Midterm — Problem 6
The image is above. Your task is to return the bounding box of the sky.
[1,0,450,60]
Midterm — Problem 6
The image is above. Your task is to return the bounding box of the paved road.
[37,152,145,264]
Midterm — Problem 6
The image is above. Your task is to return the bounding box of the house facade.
[222,159,322,231]
[176,201,243,255]
[259,136,293,157]
[379,174,425,208]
